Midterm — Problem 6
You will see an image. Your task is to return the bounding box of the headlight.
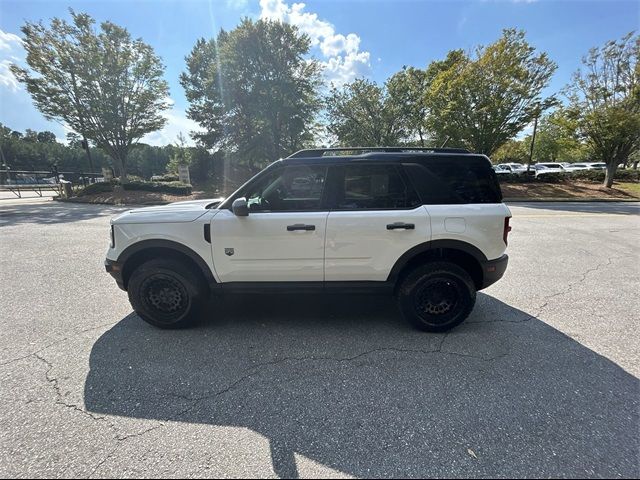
[110,225,115,248]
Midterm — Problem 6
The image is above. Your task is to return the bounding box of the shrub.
[75,181,115,196]
[497,173,535,183]
[616,169,640,182]
[533,172,565,183]
[568,169,639,183]
[122,180,192,195]
[151,174,179,182]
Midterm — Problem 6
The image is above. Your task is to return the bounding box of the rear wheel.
[397,261,476,332]
[128,258,207,329]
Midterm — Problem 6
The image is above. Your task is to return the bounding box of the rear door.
[324,164,431,282]
[211,164,329,282]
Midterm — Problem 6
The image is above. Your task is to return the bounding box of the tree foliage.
[325,78,406,147]
[386,67,430,146]
[426,29,557,155]
[528,109,587,162]
[181,18,322,174]
[11,10,170,179]
[565,32,640,187]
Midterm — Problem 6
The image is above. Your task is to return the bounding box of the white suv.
[105,147,511,332]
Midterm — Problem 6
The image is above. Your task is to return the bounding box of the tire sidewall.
[128,260,206,329]
[399,262,476,332]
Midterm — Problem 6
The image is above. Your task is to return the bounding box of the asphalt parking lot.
[0,197,638,478]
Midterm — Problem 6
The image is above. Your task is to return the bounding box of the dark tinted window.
[244,165,327,212]
[331,164,420,210]
[404,157,502,204]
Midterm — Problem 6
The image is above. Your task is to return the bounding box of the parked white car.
[105,147,512,333]
[563,162,607,172]
[493,165,511,174]
[533,163,566,177]
[496,163,527,174]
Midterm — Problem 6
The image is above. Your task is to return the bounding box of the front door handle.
[287,224,316,231]
[387,222,415,230]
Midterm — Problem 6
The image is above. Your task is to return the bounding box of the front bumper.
[105,259,126,291]
[480,254,509,289]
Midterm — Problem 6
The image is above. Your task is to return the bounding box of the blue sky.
[1,0,638,145]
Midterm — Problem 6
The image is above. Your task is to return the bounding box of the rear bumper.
[105,258,126,291]
[480,254,509,289]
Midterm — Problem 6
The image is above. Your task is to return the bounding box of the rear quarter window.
[403,157,503,204]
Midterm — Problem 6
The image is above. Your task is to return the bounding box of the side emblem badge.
[225,248,234,256]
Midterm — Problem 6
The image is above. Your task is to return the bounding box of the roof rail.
[287,147,470,158]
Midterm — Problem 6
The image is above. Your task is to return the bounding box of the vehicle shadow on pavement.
[84,293,639,478]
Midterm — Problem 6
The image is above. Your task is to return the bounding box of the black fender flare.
[386,239,487,283]
[117,239,217,289]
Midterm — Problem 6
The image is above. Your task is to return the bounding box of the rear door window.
[328,164,420,210]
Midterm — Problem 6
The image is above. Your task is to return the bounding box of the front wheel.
[127,258,207,329]
[397,261,476,332]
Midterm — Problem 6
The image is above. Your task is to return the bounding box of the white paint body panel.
[106,203,221,282]
[325,206,431,281]
[426,204,511,261]
[210,209,329,282]
[105,199,511,285]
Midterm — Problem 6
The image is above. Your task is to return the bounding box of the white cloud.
[259,0,371,86]
[0,29,24,92]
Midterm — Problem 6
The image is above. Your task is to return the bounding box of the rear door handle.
[287,224,316,231]
[387,222,415,230]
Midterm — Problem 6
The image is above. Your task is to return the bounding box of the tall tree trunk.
[115,155,127,182]
[603,161,616,188]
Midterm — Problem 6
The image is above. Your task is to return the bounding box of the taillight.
[503,217,512,245]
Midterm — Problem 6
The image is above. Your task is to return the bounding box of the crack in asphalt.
[0,321,120,368]
[533,256,615,318]
[33,352,107,423]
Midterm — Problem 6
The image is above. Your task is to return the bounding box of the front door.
[211,165,329,283]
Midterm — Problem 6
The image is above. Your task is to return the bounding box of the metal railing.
[0,169,104,198]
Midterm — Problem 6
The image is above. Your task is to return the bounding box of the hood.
[111,197,225,224]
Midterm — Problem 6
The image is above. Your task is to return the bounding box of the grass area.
[615,182,640,197]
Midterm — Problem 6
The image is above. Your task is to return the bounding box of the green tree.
[386,67,430,146]
[11,10,170,180]
[527,108,588,162]
[181,19,322,175]
[426,29,557,155]
[325,78,406,146]
[491,139,529,164]
[166,132,192,174]
[565,32,640,187]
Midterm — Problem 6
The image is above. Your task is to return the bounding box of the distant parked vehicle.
[496,163,527,174]
[564,162,607,172]
[493,165,511,174]
[584,162,607,171]
[532,163,566,177]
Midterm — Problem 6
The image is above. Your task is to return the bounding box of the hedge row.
[122,180,192,195]
[75,180,192,196]
[498,169,639,184]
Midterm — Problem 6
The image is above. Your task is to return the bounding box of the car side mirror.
[232,197,249,217]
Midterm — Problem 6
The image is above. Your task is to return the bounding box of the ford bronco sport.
[105,147,511,332]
